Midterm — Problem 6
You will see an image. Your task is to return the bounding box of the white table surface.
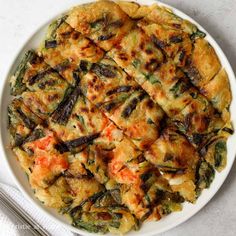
[0,0,236,235]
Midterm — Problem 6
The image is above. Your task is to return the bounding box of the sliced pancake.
[108,90,164,150]
[15,130,137,234]
[13,126,106,214]
[61,124,153,219]
[110,139,183,220]
[184,38,221,88]
[66,0,134,51]
[8,98,43,147]
[199,126,233,172]
[139,22,193,67]
[117,1,156,19]
[11,51,70,120]
[21,71,69,120]
[142,4,201,36]
[7,1,233,234]
[173,93,225,148]
[201,68,232,122]
[67,123,127,186]
[80,56,139,112]
[49,86,109,153]
[195,160,215,197]
[13,126,69,190]
[62,158,101,206]
[72,123,183,220]
[200,136,227,173]
[34,174,103,211]
[68,190,138,234]
[135,60,225,147]
[69,123,123,185]
[145,125,199,202]
[33,176,72,209]
[108,28,165,84]
[40,17,104,85]
[141,61,196,117]
[10,50,49,95]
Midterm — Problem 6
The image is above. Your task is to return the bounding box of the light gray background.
[0,0,236,235]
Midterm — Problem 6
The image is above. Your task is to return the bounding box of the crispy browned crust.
[9,1,233,234]
[66,0,134,51]
[201,69,232,117]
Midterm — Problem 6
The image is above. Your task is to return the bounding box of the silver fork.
[0,188,50,236]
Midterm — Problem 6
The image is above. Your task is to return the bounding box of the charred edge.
[150,35,168,62]
[144,58,161,72]
[185,59,202,84]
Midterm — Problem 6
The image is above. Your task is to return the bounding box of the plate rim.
[0,0,235,235]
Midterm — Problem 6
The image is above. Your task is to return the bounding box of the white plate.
[0,0,235,235]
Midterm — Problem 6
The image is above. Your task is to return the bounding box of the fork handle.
[0,189,50,236]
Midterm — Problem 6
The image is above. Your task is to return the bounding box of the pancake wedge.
[49,86,109,153]
[8,1,233,234]
[201,68,232,122]
[145,125,199,202]
[184,38,221,88]
[108,28,165,84]
[66,0,134,51]
[80,56,139,112]
[109,90,164,150]
[8,98,43,147]
[40,17,104,85]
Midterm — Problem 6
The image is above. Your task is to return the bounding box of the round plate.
[0,1,235,235]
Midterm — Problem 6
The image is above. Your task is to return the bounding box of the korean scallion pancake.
[139,22,193,67]
[8,1,233,234]
[13,126,69,190]
[184,38,221,88]
[21,70,69,120]
[49,87,109,153]
[145,125,199,202]
[80,56,139,111]
[66,0,134,51]
[141,61,196,117]
[108,28,165,84]
[40,18,104,85]
[201,68,232,122]
[8,98,43,147]
[142,4,198,35]
[10,50,45,96]
[117,1,156,19]
[108,90,164,150]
